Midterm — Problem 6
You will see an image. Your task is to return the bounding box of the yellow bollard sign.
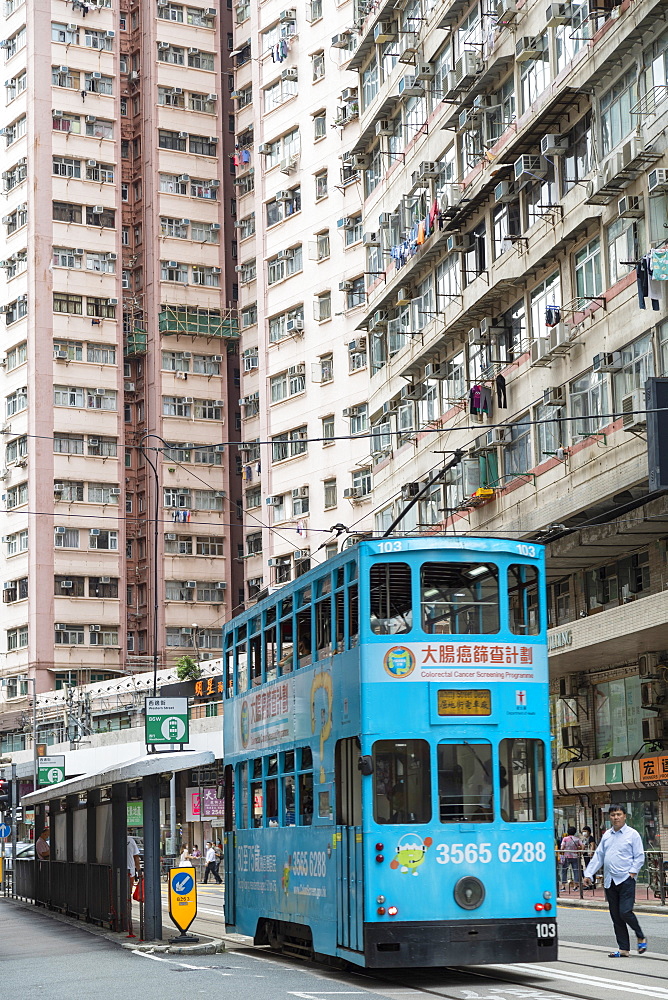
[168,867,197,935]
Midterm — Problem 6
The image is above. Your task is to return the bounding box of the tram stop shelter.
[21,749,215,941]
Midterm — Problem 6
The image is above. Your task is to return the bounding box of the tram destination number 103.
[435,841,547,864]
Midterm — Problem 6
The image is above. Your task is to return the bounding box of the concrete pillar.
[111,782,128,931]
[142,772,162,942]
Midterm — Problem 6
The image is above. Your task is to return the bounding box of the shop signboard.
[639,754,668,784]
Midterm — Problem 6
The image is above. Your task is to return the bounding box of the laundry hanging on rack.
[651,248,668,280]
[545,305,560,327]
[496,374,507,409]
[469,383,493,415]
[637,255,661,310]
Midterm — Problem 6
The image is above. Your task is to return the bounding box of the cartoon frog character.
[389,833,433,875]
[281,855,291,894]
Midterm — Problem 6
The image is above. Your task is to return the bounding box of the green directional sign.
[605,761,624,785]
[145,697,189,746]
[38,756,65,787]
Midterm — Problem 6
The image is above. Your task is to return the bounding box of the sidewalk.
[558,883,668,913]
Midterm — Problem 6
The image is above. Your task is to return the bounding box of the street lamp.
[138,432,170,698]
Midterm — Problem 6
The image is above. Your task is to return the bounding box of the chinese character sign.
[376,641,546,684]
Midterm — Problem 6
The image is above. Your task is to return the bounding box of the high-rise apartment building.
[235,0,668,837]
[0,0,240,719]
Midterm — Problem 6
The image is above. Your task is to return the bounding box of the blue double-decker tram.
[220,536,557,967]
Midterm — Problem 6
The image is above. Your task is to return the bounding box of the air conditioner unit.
[158,41,170,50]
[184,580,196,589]
[188,46,200,54]
[561,726,582,749]
[73,249,84,256]
[280,7,297,20]
[543,386,566,407]
[376,119,393,137]
[363,231,380,246]
[515,36,543,61]
[92,71,102,80]
[266,496,282,506]
[425,362,446,379]
[55,526,67,535]
[514,155,547,182]
[643,716,664,740]
[545,2,571,26]
[374,21,396,43]
[276,189,292,202]
[490,427,511,445]
[639,652,661,678]
[60,580,73,589]
[165,533,177,541]
[339,280,353,291]
[267,557,280,567]
[641,680,665,707]
[331,32,352,48]
[106,252,118,261]
[592,351,622,373]
[541,133,569,155]
[53,482,65,492]
[343,487,361,499]
[341,87,358,103]
[286,317,304,332]
[370,309,388,329]
[106,29,116,37]
[446,233,471,252]
[108,297,118,306]
[547,322,571,355]
[55,624,67,631]
[416,62,435,81]
[92,205,104,214]
[178,174,190,183]
[351,153,369,169]
[398,74,423,98]
[280,157,296,174]
[419,160,439,179]
[337,216,355,230]
[54,351,68,360]
[621,389,646,431]
[281,67,298,81]
[531,339,551,366]
[454,51,480,86]
[85,115,97,124]
[91,528,101,535]
[110,488,121,496]
[396,286,412,306]
[648,168,668,194]
[618,194,644,218]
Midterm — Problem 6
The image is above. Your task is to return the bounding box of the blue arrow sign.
[171,871,194,895]
[0,823,11,838]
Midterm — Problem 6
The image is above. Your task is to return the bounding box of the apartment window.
[55,626,85,645]
[493,202,521,259]
[530,272,560,341]
[189,92,217,114]
[194,399,223,420]
[189,135,217,156]
[87,436,117,457]
[272,426,308,462]
[561,113,593,194]
[520,39,548,112]
[504,417,532,481]
[313,110,326,140]
[87,297,116,320]
[54,576,85,597]
[159,2,184,21]
[574,238,602,302]
[55,528,79,548]
[85,206,115,227]
[52,156,81,179]
[56,481,83,502]
[193,490,224,511]
[570,371,609,439]
[89,529,118,550]
[197,535,225,560]
[85,120,114,140]
[607,217,642,287]
[89,627,119,646]
[322,415,335,444]
[52,201,82,225]
[361,57,379,110]
[163,396,192,417]
[158,44,184,65]
[315,171,328,200]
[6,482,27,508]
[349,338,367,372]
[7,627,28,651]
[315,230,330,260]
[346,276,365,310]
[601,68,637,155]
[191,221,219,243]
[159,129,187,152]
[191,265,221,287]
[88,484,119,504]
[312,51,325,81]
[6,387,27,416]
[6,343,26,371]
[349,404,368,435]
[292,486,309,517]
[344,215,362,246]
[161,261,188,283]
[84,73,113,95]
[246,487,261,510]
[352,468,372,496]
[266,187,301,226]
[53,433,84,455]
[613,333,654,402]
[188,50,215,71]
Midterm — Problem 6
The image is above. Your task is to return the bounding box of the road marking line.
[489,962,668,997]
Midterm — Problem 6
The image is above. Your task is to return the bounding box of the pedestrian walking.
[202,841,222,884]
[580,826,596,865]
[214,841,223,879]
[179,844,194,867]
[583,804,647,957]
[559,827,581,889]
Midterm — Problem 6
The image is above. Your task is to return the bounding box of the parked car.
[3,842,34,871]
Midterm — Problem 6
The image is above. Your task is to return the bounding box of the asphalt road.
[558,902,668,952]
[4,897,668,1000]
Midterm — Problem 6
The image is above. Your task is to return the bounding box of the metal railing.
[555,848,667,904]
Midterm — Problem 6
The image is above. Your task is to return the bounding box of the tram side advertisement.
[373,640,548,685]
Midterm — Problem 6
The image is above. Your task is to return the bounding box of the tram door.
[335,738,363,952]
[223,765,236,925]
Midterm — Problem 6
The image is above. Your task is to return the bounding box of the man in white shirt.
[127,834,141,880]
[202,841,222,884]
[583,804,647,957]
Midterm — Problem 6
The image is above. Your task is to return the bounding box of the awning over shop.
[22,749,215,806]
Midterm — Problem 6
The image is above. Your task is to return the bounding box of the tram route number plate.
[437,689,491,716]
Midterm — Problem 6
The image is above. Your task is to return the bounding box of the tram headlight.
[453,876,485,911]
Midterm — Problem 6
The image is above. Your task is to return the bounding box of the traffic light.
[0,778,12,812]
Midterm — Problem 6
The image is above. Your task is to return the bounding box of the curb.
[123,938,225,955]
[558,897,668,915]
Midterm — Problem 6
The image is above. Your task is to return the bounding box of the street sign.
[145,697,189,745]
[168,866,197,935]
[0,824,10,839]
[127,801,143,827]
[37,756,65,787]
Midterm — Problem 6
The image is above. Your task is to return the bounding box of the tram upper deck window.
[508,565,540,635]
[372,739,431,824]
[438,742,493,822]
[370,563,412,634]
[499,738,546,822]
[421,563,499,634]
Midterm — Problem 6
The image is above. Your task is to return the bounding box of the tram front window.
[437,742,493,822]
[421,562,499,634]
[499,738,546,822]
[370,562,412,634]
[373,739,431,824]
